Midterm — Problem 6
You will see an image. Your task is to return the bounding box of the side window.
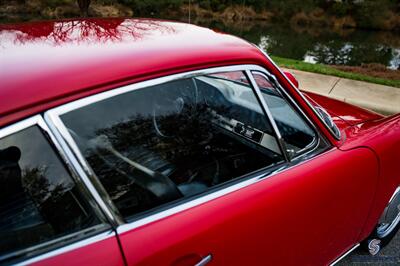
[59,71,285,220]
[251,71,316,157]
[0,125,105,262]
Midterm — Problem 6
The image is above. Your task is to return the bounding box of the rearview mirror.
[283,71,299,89]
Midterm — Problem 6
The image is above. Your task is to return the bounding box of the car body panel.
[0,18,399,266]
[27,234,125,266]
[0,19,340,146]
[303,91,383,127]
[0,19,266,126]
[118,147,378,266]
[340,114,400,242]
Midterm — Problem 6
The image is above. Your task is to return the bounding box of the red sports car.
[0,18,399,266]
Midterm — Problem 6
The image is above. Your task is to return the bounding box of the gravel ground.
[338,230,400,265]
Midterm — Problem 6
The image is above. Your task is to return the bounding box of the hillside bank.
[1,0,400,32]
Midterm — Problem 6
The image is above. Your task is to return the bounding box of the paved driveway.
[284,69,400,115]
[338,230,400,265]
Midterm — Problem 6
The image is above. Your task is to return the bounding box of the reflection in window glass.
[0,126,103,260]
[252,71,316,157]
[61,71,284,220]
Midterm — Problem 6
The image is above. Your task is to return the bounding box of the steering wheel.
[152,79,199,138]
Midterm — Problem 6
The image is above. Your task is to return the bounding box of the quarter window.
[60,71,285,220]
[0,125,105,262]
[251,71,316,157]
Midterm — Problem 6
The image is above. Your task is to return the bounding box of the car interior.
[0,128,100,259]
[61,72,315,219]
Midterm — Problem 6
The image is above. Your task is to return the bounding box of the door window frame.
[250,70,320,159]
[0,115,113,265]
[43,64,331,235]
[255,47,342,140]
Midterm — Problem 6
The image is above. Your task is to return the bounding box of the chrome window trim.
[45,64,290,225]
[253,45,342,140]
[0,115,41,139]
[245,70,289,161]
[0,115,110,224]
[117,147,335,234]
[43,64,331,234]
[15,230,115,266]
[40,114,114,225]
[44,111,124,225]
[249,70,322,160]
[117,171,268,233]
[2,224,110,263]
[0,115,113,264]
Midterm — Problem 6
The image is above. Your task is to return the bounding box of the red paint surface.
[0,18,340,145]
[340,114,400,241]
[304,91,383,126]
[30,235,125,266]
[283,71,299,88]
[1,18,400,265]
[0,18,266,125]
[119,148,378,265]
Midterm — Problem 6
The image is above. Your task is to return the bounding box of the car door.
[0,116,125,266]
[116,147,377,266]
[47,65,378,265]
[114,70,378,266]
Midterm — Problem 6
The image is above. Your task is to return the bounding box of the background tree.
[77,0,91,17]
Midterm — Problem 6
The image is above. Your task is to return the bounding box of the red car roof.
[0,18,268,126]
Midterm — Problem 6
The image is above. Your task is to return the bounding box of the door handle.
[194,254,212,266]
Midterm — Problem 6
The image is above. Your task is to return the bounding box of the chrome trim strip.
[254,45,341,141]
[1,116,325,265]
[245,70,289,161]
[44,64,286,225]
[0,224,108,262]
[195,254,212,266]
[16,230,115,266]
[48,65,262,115]
[377,186,400,238]
[39,115,112,225]
[379,213,400,238]
[0,116,115,264]
[0,115,110,224]
[117,147,336,234]
[44,112,124,225]
[329,243,360,266]
[388,186,400,204]
[117,171,267,233]
[0,115,41,138]
[248,70,322,159]
[44,64,332,235]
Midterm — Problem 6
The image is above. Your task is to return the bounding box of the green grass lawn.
[271,56,400,88]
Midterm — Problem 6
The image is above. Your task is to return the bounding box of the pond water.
[2,14,399,69]
[194,20,400,70]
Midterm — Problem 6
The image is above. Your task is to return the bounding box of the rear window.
[0,125,105,262]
